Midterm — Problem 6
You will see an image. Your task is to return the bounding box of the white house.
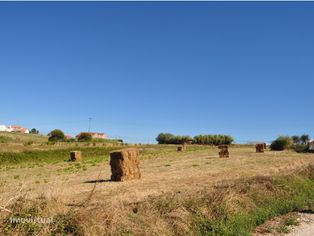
[0,125,12,132]
[9,125,29,134]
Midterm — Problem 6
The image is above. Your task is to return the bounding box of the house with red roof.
[9,125,29,134]
[76,132,108,139]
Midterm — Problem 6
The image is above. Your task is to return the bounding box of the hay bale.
[218,145,229,158]
[110,148,141,181]
[256,144,265,153]
[70,151,82,161]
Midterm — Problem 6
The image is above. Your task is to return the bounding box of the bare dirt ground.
[254,212,314,236]
[287,213,314,236]
[1,147,313,210]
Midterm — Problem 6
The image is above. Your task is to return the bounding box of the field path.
[288,213,314,236]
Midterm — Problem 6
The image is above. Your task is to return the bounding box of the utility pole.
[88,117,92,132]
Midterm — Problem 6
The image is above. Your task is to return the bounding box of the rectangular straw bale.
[110,148,141,181]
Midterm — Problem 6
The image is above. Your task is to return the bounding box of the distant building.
[65,134,73,140]
[9,125,29,134]
[0,125,12,132]
[76,132,108,139]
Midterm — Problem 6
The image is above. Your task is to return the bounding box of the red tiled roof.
[10,125,28,131]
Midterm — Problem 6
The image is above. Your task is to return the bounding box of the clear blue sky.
[0,2,313,143]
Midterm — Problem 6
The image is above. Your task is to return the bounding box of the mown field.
[0,134,314,235]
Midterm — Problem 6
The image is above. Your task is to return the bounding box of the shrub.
[0,136,10,143]
[300,134,310,145]
[293,144,309,153]
[156,133,175,144]
[77,132,92,142]
[193,134,234,145]
[291,135,301,145]
[270,136,292,151]
[156,133,233,145]
[48,129,65,142]
[24,141,33,146]
[156,133,193,144]
[29,128,39,134]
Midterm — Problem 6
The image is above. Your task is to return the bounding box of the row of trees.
[155,133,193,144]
[193,135,234,145]
[156,133,234,145]
[47,129,123,143]
[270,134,311,151]
[48,130,94,142]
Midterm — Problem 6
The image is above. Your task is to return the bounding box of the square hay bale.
[70,151,82,161]
[218,145,229,158]
[110,148,141,181]
[256,144,265,153]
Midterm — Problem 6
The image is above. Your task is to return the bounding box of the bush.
[293,144,309,153]
[193,134,234,145]
[48,129,65,142]
[156,133,193,144]
[300,134,310,145]
[156,133,233,145]
[156,133,175,144]
[29,128,39,134]
[0,136,11,143]
[24,141,33,146]
[77,132,92,142]
[270,136,292,151]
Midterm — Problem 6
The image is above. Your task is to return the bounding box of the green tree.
[270,136,292,151]
[300,134,310,145]
[156,133,175,144]
[30,128,39,134]
[48,129,65,142]
[291,135,301,145]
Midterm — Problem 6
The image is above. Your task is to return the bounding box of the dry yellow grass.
[0,145,313,235]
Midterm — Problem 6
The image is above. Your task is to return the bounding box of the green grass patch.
[0,136,11,143]
[0,147,118,166]
[190,166,314,235]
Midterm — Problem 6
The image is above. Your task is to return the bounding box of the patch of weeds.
[192,164,199,167]
[276,225,289,234]
[23,141,33,146]
[13,175,20,180]
[63,166,75,173]
[44,179,49,183]
[0,181,6,188]
[51,212,84,235]
[164,164,171,167]
[284,218,298,226]
[74,163,82,170]
[35,180,40,184]
[264,226,273,233]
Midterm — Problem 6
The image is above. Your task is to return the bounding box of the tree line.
[270,134,311,152]
[156,133,234,145]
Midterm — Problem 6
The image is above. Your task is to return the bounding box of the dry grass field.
[0,141,314,235]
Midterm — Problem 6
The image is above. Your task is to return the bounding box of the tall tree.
[291,135,300,144]
[300,134,310,145]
